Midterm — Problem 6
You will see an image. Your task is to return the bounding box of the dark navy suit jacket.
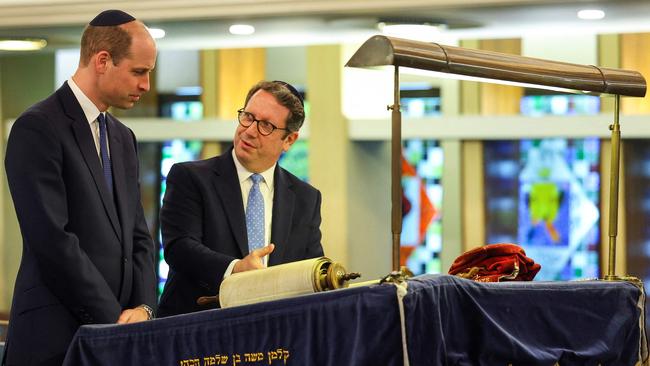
[3,82,156,365]
[157,149,324,317]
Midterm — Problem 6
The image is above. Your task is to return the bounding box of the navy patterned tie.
[97,113,113,195]
[246,173,265,253]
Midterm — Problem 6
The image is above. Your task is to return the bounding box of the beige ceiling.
[0,0,569,27]
[0,0,648,50]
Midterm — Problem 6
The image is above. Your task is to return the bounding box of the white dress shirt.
[67,78,109,160]
[223,149,276,278]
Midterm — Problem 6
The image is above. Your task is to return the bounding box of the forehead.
[124,31,157,68]
[245,89,289,124]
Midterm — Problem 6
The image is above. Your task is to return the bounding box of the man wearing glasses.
[157,81,324,317]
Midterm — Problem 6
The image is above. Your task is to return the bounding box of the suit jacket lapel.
[269,166,294,266]
[212,150,248,257]
[107,114,125,242]
[61,83,122,240]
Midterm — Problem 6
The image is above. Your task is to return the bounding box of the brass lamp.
[345,35,647,279]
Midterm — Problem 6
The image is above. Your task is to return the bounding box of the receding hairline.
[79,19,155,66]
[119,20,155,44]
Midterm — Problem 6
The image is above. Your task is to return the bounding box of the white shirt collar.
[67,77,103,125]
[231,148,275,188]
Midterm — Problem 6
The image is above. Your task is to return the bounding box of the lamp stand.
[604,95,622,281]
[390,66,402,272]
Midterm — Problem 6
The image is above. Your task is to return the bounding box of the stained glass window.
[279,139,309,182]
[401,139,443,275]
[157,99,204,295]
[484,92,601,280]
[485,138,601,280]
[158,140,203,294]
[518,138,600,280]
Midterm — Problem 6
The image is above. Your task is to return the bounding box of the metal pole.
[605,94,621,281]
[390,66,402,271]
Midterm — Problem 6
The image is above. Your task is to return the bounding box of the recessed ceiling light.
[229,24,255,35]
[577,9,605,20]
[0,38,47,51]
[147,27,166,39]
[377,22,445,42]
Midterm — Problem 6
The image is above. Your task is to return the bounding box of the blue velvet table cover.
[404,275,647,365]
[63,274,647,366]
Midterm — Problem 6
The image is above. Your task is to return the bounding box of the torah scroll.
[219,257,359,308]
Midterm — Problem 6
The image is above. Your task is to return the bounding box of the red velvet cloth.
[448,243,541,282]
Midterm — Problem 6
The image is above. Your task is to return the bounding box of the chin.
[234,146,249,158]
[110,102,132,110]
[236,147,256,163]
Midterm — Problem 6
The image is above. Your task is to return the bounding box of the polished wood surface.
[621,33,650,112]
[218,48,266,119]
[346,35,647,97]
[479,38,523,115]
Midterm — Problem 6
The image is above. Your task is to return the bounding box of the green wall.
[0,52,55,312]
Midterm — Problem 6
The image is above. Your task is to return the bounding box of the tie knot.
[97,113,106,126]
[250,173,263,185]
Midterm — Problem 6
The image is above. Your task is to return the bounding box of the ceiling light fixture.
[577,9,605,20]
[0,38,47,51]
[229,24,255,35]
[147,27,166,39]
[377,18,446,42]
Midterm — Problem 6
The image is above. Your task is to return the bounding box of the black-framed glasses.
[237,108,290,136]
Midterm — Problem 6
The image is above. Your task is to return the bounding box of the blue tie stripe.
[246,173,265,253]
[97,113,113,195]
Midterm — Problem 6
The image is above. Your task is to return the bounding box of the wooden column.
[621,33,650,114]
[459,39,483,253]
[199,49,222,159]
[199,48,266,158]
[479,39,523,115]
[217,48,266,120]
[306,45,349,267]
[200,49,220,119]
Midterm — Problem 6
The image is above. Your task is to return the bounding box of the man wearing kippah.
[3,9,157,365]
[157,81,324,317]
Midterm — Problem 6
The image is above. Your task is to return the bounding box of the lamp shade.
[346,35,646,97]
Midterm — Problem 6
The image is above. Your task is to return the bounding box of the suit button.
[124,257,128,263]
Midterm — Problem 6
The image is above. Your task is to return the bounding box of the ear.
[282,131,299,152]
[94,51,111,74]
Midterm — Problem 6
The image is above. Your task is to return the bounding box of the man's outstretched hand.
[233,244,275,273]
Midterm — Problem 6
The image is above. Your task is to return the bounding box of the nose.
[139,74,150,92]
[244,121,260,136]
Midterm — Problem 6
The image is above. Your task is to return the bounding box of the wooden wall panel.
[460,38,522,251]
[620,33,650,114]
[217,48,266,120]
[461,141,485,252]
[306,45,349,267]
[200,49,219,118]
[479,39,524,116]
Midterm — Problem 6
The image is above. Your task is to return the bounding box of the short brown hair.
[244,81,305,132]
[79,24,132,66]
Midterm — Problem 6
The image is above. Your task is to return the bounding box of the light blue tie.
[246,173,265,253]
[97,113,113,195]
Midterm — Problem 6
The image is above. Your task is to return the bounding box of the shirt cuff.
[224,259,240,279]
